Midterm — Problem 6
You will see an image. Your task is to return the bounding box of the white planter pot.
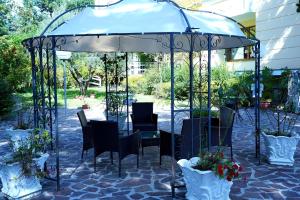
[0,153,49,199]
[178,157,232,200]
[262,132,300,166]
[6,129,32,151]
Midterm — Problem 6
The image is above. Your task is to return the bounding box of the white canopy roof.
[26,0,257,52]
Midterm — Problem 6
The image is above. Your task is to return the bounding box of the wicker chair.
[209,106,235,159]
[131,102,158,132]
[77,110,93,159]
[160,117,209,164]
[90,120,139,176]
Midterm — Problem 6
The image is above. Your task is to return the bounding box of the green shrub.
[0,79,14,117]
[126,75,145,94]
[154,82,171,99]
[193,108,219,118]
[261,67,290,104]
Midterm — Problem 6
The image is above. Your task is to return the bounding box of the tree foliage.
[0,35,31,92]
[67,53,103,96]
[65,0,94,10]
[0,79,14,117]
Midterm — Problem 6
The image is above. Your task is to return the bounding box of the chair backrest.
[211,106,235,147]
[180,118,209,159]
[90,120,119,154]
[132,102,153,122]
[77,110,88,127]
[220,106,235,129]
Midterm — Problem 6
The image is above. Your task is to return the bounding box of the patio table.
[139,130,160,155]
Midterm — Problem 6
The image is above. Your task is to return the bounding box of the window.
[225,26,256,61]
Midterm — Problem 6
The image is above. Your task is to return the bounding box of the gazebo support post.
[126,52,129,135]
[39,40,46,129]
[46,48,54,149]
[207,34,212,150]
[254,40,261,164]
[189,34,194,155]
[52,37,60,191]
[170,33,176,198]
[115,53,119,126]
[104,54,108,120]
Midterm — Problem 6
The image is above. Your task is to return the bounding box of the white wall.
[256,0,300,69]
[202,0,300,71]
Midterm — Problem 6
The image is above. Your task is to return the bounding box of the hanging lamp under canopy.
[23,0,256,52]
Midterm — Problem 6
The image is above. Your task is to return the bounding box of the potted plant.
[178,150,242,200]
[260,99,271,109]
[0,129,50,199]
[261,103,300,166]
[82,98,90,109]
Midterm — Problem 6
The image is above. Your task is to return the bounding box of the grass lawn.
[16,87,188,109]
[16,87,106,109]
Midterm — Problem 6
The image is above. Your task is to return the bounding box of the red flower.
[226,175,232,181]
[233,164,239,170]
[217,164,223,176]
[224,165,228,169]
[234,172,239,177]
[220,152,224,158]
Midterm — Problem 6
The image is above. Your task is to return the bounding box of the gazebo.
[22,0,261,194]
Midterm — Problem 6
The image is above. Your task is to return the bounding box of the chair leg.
[137,154,139,168]
[94,155,96,173]
[159,155,162,166]
[142,147,144,156]
[171,183,175,198]
[118,158,121,177]
[81,149,84,159]
[110,151,113,164]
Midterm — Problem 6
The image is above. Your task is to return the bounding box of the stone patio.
[1,106,300,199]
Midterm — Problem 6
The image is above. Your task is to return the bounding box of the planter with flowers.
[261,95,300,166]
[0,129,50,199]
[178,151,241,200]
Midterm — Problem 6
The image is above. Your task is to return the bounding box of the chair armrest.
[160,130,181,160]
[130,114,135,122]
[152,114,158,123]
[119,132,139,160]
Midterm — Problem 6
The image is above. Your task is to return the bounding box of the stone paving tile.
[1,107,300,199]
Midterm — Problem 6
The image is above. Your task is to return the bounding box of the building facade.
[202,0,300,71]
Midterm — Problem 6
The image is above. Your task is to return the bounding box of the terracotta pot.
[82,104,89,109]
[260,102,271,109]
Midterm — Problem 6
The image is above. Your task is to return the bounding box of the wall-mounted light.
[297,0,300,12]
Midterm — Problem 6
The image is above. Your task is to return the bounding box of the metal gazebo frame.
[22,0,261,194]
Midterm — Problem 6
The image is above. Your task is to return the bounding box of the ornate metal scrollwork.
[211,35,222,48]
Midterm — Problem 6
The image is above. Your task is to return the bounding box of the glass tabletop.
[139,130,160,139]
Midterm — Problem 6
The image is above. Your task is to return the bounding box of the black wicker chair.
[131,102,158,132]
[90,120,139,176]
[77,110,93,159]
[160,117,209,164]
[159,118,209,197]
[209,106,235,159]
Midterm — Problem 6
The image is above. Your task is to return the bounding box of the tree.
[32,0,63,17]
[0,35,31,92]
[67,53,103,96]
[65,0,94,10]
[0,0,16,35]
